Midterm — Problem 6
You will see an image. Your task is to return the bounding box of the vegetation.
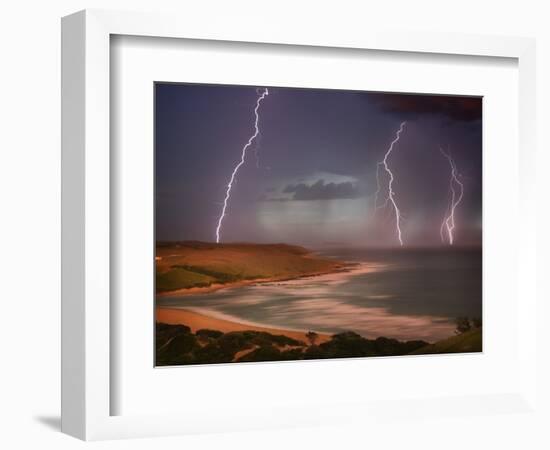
[155,322,438,366]
[305,331,318,346]
[454,316,482,335]
[196,329,224,339]
[303,332,428,359]
[454,317,472,334]
[155,241,346,293]
[410,327,482,355]
[156,267,216,292]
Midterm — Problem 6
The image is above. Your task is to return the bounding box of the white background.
[0,1,548,449]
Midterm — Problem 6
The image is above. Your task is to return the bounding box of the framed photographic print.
[62,9,537,441]
[154,83,483,367]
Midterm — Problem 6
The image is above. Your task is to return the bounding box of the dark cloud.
[257,193,290,202]
[369,94,482,122]
[261,197,291,202]
[282,179,360,201]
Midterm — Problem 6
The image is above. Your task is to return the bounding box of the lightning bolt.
[373,122,407,246]
[440,146,464,245]
[215,87,269,243]
[253,130,263,168]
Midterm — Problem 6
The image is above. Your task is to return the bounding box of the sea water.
[157,248,482,342]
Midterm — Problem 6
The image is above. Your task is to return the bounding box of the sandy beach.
[156,307,331,344]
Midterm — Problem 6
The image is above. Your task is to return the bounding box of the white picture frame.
[61,9,537,441]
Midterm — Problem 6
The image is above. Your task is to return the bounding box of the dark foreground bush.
[155,322,430,366]
[156,332,199,365]
[267,333,305,347]
[279,348,305,360]
[318,331,378,358]
[217,332,255,355]
[303,345,326,360]
[196,329,224,339]
[155,322,191,348]
[304,332,428,360]
[236,345,282,362]
[248,331,303,347]
[193,343,234,364]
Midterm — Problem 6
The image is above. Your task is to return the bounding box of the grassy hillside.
[410,327,482,355]
[155,241,345,293]
[156,268,216,292]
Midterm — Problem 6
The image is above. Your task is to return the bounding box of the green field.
[156,267,216,292]
[155,241,345,293]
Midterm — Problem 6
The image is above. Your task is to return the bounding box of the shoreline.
[156,307,332,344]
[156,307,482,363]
[156,261,358,298]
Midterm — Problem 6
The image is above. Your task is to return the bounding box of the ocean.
[156,247,482,342]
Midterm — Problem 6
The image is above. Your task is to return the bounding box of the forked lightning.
[373,122,407,246]
[215,88,269,243]
[440,146,464,245]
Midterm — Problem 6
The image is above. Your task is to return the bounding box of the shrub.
[320,332,377,358]
[237,345,282,362]
[193,343,234,364]
[305,331,319,346]
[156,332,199,365]
[454,317,472,334]
[373,336,403,356]
[155,323,192,348]
[279,348,305,360]
[250,332,303,347]
[164,333,198,355]
[218,332,254,355]
[303,345,327,360]
[196,329,224,339]
[156,322,191,335]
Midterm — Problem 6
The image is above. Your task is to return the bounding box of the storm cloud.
[368,93,482,122]
[282,179,361,201]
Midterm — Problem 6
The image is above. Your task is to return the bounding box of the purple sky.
[155,83,482,248]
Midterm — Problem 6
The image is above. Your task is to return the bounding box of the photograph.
[154,83,482,366]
